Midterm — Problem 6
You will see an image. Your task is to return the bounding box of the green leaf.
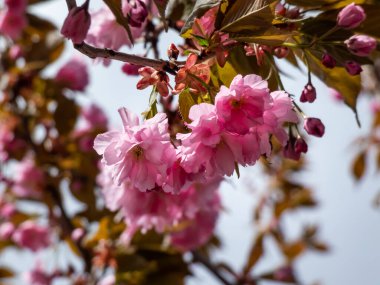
[352,151,367,180]
[103,0,134,44]
[143,89,158,119]
[191,34,210,47]
[181,0,221,38]
[153,0,169,31]
[220,0,275,35]
[178,89,197,123]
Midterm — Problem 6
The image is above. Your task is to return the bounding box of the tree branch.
[192,251,234,285]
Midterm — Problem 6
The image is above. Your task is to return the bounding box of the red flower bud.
[61,2,91,44]
[121,63,141,76]
[295,137,308,153]
[304,117,325,137]
[345,60,362,75]
[321,53,336,69]
[167,43,180,60]
[300,83,316,103]
[337,3,366,29]
[274,46,289,59]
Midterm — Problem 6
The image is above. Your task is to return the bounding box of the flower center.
[132,145,144,159]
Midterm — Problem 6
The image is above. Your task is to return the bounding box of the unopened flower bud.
[344,35,377,57]
[275,3,286,16]
[337,3,366,29]
[294,137,308,153]
[300,83,316,103]
[321,53,336,69]
[304,117,325,137]
[127,0,148,28]
[61,1,91,44]
[167,43,180,60]
[121,63,141,76]
[274,46,289,58]
[345,60,362,75]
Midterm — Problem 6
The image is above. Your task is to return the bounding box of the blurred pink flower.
[24,262,53,285]
[55,57,89,91]
[97,164,221,245]
[0,222,15,240]
[12,221,51,252]
[81,103,108,129]
[12,157,44,198]
[0,10,27,40]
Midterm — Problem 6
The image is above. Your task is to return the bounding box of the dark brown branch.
[192,251,234,285]
[73,42,171,71]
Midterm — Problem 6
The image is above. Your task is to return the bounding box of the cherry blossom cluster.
[94,73,307,249]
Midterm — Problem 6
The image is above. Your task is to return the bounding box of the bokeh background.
[2,1,380,284]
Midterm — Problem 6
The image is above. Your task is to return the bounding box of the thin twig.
[192,251,234,285]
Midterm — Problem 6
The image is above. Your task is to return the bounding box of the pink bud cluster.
[333,4,378,75]
[94,74,299,249]
[0,0,27,40]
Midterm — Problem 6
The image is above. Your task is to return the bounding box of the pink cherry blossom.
[215,74,271,135]
[97,164,222,245]
[337,3,366,29]
[12,221,51,252]
[177,103,235,178]
[94,108,176,191]
[12,157,45,198]
[170,193,220,251]
[61,2,91,44]
[55,57,89,91]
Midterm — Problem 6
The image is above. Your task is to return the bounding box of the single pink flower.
[215,74,270,135]
[345,35,377,57]
[94,108,176,192]
[337,3,366,29]
[304,117,325,137]
[55,57,89,91]
[61,2,91,44]
[12,221,51,252]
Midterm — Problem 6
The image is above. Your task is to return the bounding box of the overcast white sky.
[2,1,380,284]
